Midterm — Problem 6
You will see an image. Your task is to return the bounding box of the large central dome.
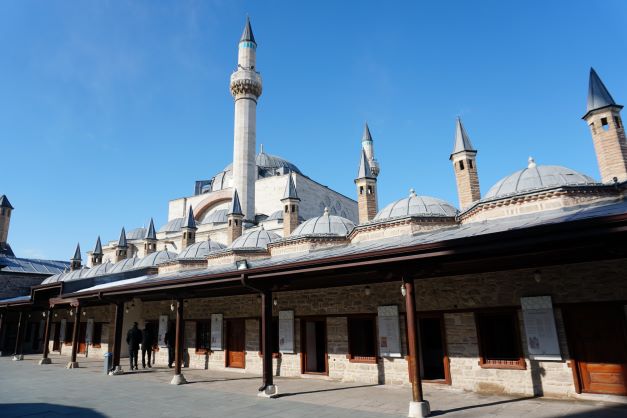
[211,150,302,192]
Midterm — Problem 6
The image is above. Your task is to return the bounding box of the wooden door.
[301,318,327,374]
[566,304,627,395]
[78,322,87,354]
[226,319,245,368]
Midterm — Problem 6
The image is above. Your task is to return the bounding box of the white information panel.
[377,305,402,358]
[278,310,294,354]
[211,314,223,351]
[59,319,67,343]
[158,315,169,347]
[521,296,562,361]
[86,318,94,344]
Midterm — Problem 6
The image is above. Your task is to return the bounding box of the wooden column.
[170,298,187,384]
[403,278,424,403]
[174,298,184,375]
[68,306,81,368]
[112,302,124,370]
[13,311,25,359]
[260,289,274,391]
[39,309,53,364]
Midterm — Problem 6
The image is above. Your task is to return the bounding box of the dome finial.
[260,143,264,154]
[409,188,416,197]
[323,207,329,216]
[260,223,265,230]
[528,156,537,168]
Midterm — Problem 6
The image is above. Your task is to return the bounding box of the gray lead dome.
[484,163,597,200]
[230,228,281,250]
[178,240,226,259]
[291,209,355,237]
[375,192,458,220]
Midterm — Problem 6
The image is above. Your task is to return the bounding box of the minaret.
[281,172,300,236]
[230,17,263,221]
[361,123,380,177]
[227,189,244,245]
[181,206,197,249]
[91,236,103,266]
[583,68,627,183]
[115,227,128,263]
[354,149,378,223]
[0,195,14,254]
[144,218,157,256]
[450,118,481,209]
[70,243,82,271]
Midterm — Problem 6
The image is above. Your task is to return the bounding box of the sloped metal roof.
[146,219,157,240]
[93,237,103,255]
[240,16,256,44]
[451,117,476,156]
[126,227,147,240]
[0,255,69,275]
[0,195,13,209]
[282,173,299,200]
[159,217,184,233]
[356,149,374,179]
[229,189,243,215]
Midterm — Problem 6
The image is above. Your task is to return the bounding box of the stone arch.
[193,189,233,222]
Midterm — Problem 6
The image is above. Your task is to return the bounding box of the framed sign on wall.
[279,310,294,354]
[521,296,562,361]
[377,305,402,358]
[211,313,223,350]
[158,315,169,347]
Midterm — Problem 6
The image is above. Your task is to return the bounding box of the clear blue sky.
[2,1,626,261]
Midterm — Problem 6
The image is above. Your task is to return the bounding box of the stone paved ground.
[0,354,626,417]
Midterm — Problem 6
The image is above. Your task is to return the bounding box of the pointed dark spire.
[118,227,128,248]
[282,172,300,200]
[356,149,374,179]
[450,117,476,159]
[586,68,620,115]
[240,16,256,44]
[362,123,372,142]
[183,206,197,230]
[93,236,103,255]
[0,195,14,209]
[229,189,243,216]
[145,218,157,240]
[71,243,81,261]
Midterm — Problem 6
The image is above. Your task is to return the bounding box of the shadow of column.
[530,359,545,397]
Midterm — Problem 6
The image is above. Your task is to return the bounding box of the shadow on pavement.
[430,396,538,416]
[1,403,107,418]
[187,376,260,384]
[274,384,380,398]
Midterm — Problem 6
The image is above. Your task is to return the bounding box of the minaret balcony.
[230,70,262,98]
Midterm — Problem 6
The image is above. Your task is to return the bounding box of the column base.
[12,354,24,361]
[109,366,124,376]
[170,374,187,385]
[408,401,430,418]
[257,385,279,398]
[38,358,52,365]
[66,361,79,369]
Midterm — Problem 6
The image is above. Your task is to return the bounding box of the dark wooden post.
[403,277,426,405]
[112,302,124,372]
[67,306,81,368]
[39,309,53,364]
[0,312,5,356]
[170,298,187,384]
[260,289,274,392]
[12,311,25,360]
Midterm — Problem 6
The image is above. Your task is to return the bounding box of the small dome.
[63,267,91,282]
[83,262,114,278]
[210,151,302,192]
[201,209,228,225]
[42,272,66,285]
[291,208,355,237]
[136,250,178,268]
[126,227,147,240]
[178,240,226,259]
[230,227,281,250]
[159,217,184,233]
[375,190,458,220]
[485,159,598,200]
[110,257,140,274]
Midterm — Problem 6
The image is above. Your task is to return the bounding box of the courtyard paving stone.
[0,354,625,417]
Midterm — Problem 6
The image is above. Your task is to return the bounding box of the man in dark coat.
[126,322,142,371]
[141,325,154,369]
[164,326,175,368]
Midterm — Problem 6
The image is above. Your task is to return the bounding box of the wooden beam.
[174,298,184,376]
[260,289,273,391]
[112,302,123,371]
[403,277,424,403]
